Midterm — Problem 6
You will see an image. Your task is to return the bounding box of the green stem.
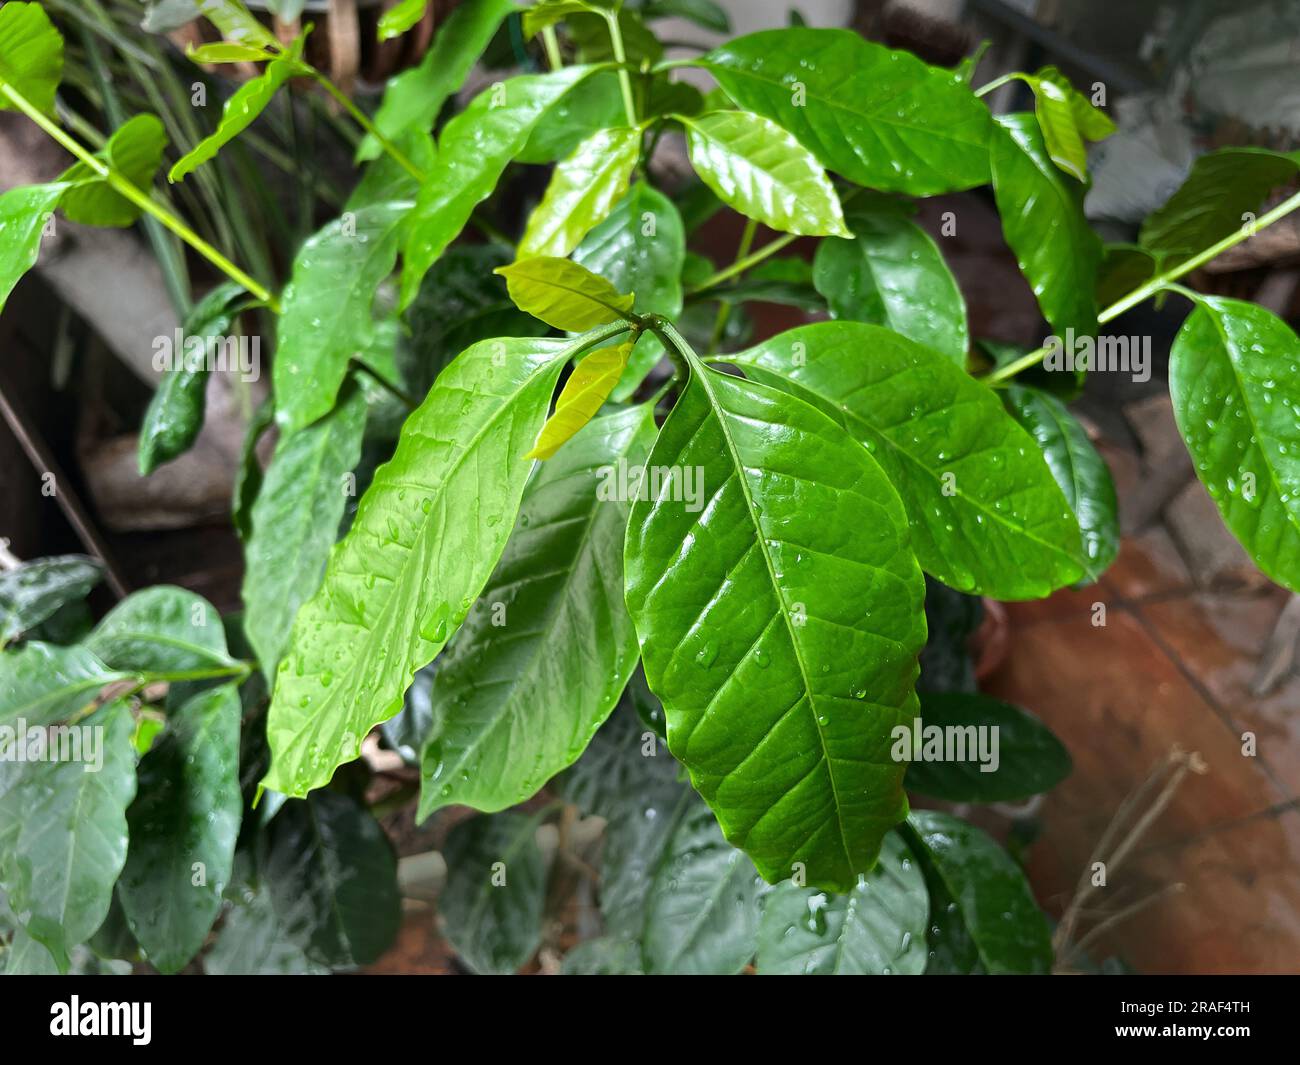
[709,217,757,353]
[974,72,1021,98]
[690,231,798,294]
[982,187,1300,386]
[542,25,564,71]
[0,81,281,311]
[351,360,420,410]
[646,315,695,381]
[314,72,426,182]
[604,12,638,126]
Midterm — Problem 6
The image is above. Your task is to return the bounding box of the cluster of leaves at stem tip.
[1,0,1298,976]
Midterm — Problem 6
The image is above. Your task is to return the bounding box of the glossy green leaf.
[991,113,1102,341]
[639,0,729,32]
[194,0,280,49]
[400,65,600,309]
[1020,67,1113,182]
[568,10,661,66]
[139,280,246,475]
[522,0,607,38]
[906,810,1053,974]
[1169,296,1300,592]
[0,2,64,116]
[377,0,428,40]
[681,111,848,238]
[903,691,1071,802]
[755,832,928,975]
[814,198,968,366]
[439,812,546,974]
[263,334,595,798]
[1004,385,1119,580]
[0,555,102,644]
[361,0,515,160]
[0,700,136,971]
[703,28,992,195]
[729,323,1086,599]
[526,344,633,459]
[2,925,58,974]
[1140,147,1300,263]
[417,406,653,819]
[0,643,127,728]
[625,344,927,893]
[204,868,326,975]
[517,126,642,260]
[273,201,411,434]
[243,383,368,678]
[517,71,628,165]
[573,183,685,401]
[118,683,241,972]
[496,257,634,331]
[346,130,437,211]
[86,586,235,676]
[59,115,168,228]
[1096,242,1159,308]
[0,183,65,315]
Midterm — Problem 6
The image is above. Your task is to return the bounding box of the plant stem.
[691,232,798,294]
[541,25,564,71]
[604,12,638,126]
[974,72,1021,97]
[982,186,1300,386]
[709,217,757,353]
[0,81,281,312]
[313,73,426,182]
[350,360,420,410]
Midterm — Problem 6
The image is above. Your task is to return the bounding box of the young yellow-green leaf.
[185,41,276,63]
[0,643,126,729]
[58,114,168,228]
[990,112,1102,341]
[496,257,635,331]
[681,111,849,238]
[1030,74,1087,181]
[418,406,654,819]
[377,0,429,41]
[169,45,305,183]
[624,344,927,894]
[1169,296,1300,592]
[729,322,1086,599]
[0,2,64,117]
[0,182,66,314]
[703,28,992,196]
[526,343,632,459]
[400,65,600,308]
[0,555,102,644]
[262,334,602,798]
[194,0,280,49]
[813,196,968,366]
[517,126,643,260]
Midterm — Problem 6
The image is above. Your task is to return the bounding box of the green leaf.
[2,925,58,974]
[624,344,927,893]
[702,28,992,196]
[232,396,275,541]
[138,280,246,475]
[400,65,600,309]
[729,323,1086,599]
[573,182,685,401]
[1169,296,1300,592]
[680,111,849,238]
[169,45,304,183]
[0,643,127,729]
[417,406,653,818]
[496,257,635,331]
[185,41,276,63]
[273,201,411,434]
[813,197,968,366]
[906,810,1053,974]
[639,0,729,33]
[0,183,64,315]
[561,936,642,974]
[86,586,235,675]
[243,383,368,679]
[204,867,326,975]
[0,555,102,644]
[59,114,168,228]
[1023,67,1114,182]
[0,700,136,971]
[991,113,1102,341]
[377,0,428,41]
[568,10,662,66]
[902,691,1072,802]
[517,71,628,165]
[1140,147,1300,264]
[360,0,516,161]
[346,130,436,211]
[526,343,634,460]
[194,0,280,49]
[754,832,928,975]
[522,0,606,38]
[1003,385,1119,580]
[117,683,241,973]
[438,812,546,974]
[262,334,594,798]
[1096,243,1159,308]
[0,2,64,117]
[517,126,642,260]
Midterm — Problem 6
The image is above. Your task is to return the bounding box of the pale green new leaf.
[496,257,634,331]
[1169,296,1300,592]
[681,111,849,238]
[703,28,992,195]
[59,114,168,228]
[624,346,927,893]
[86,586,234,675]
[117,683,241,973]
[0,643,127,728]
[517,126,643,260]
[526,344,633,459]
[0,2,64,116]
[185,41,275,63]
[263,335,589,798]
[195,0,279,49]
[0,555,102,644]
[755,832,928,975]
[377,0,428,40]
[416,406,653,819]
[0,183,65,315]
[813,197,968,366]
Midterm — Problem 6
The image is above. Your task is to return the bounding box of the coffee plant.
[1,0,1297,975]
